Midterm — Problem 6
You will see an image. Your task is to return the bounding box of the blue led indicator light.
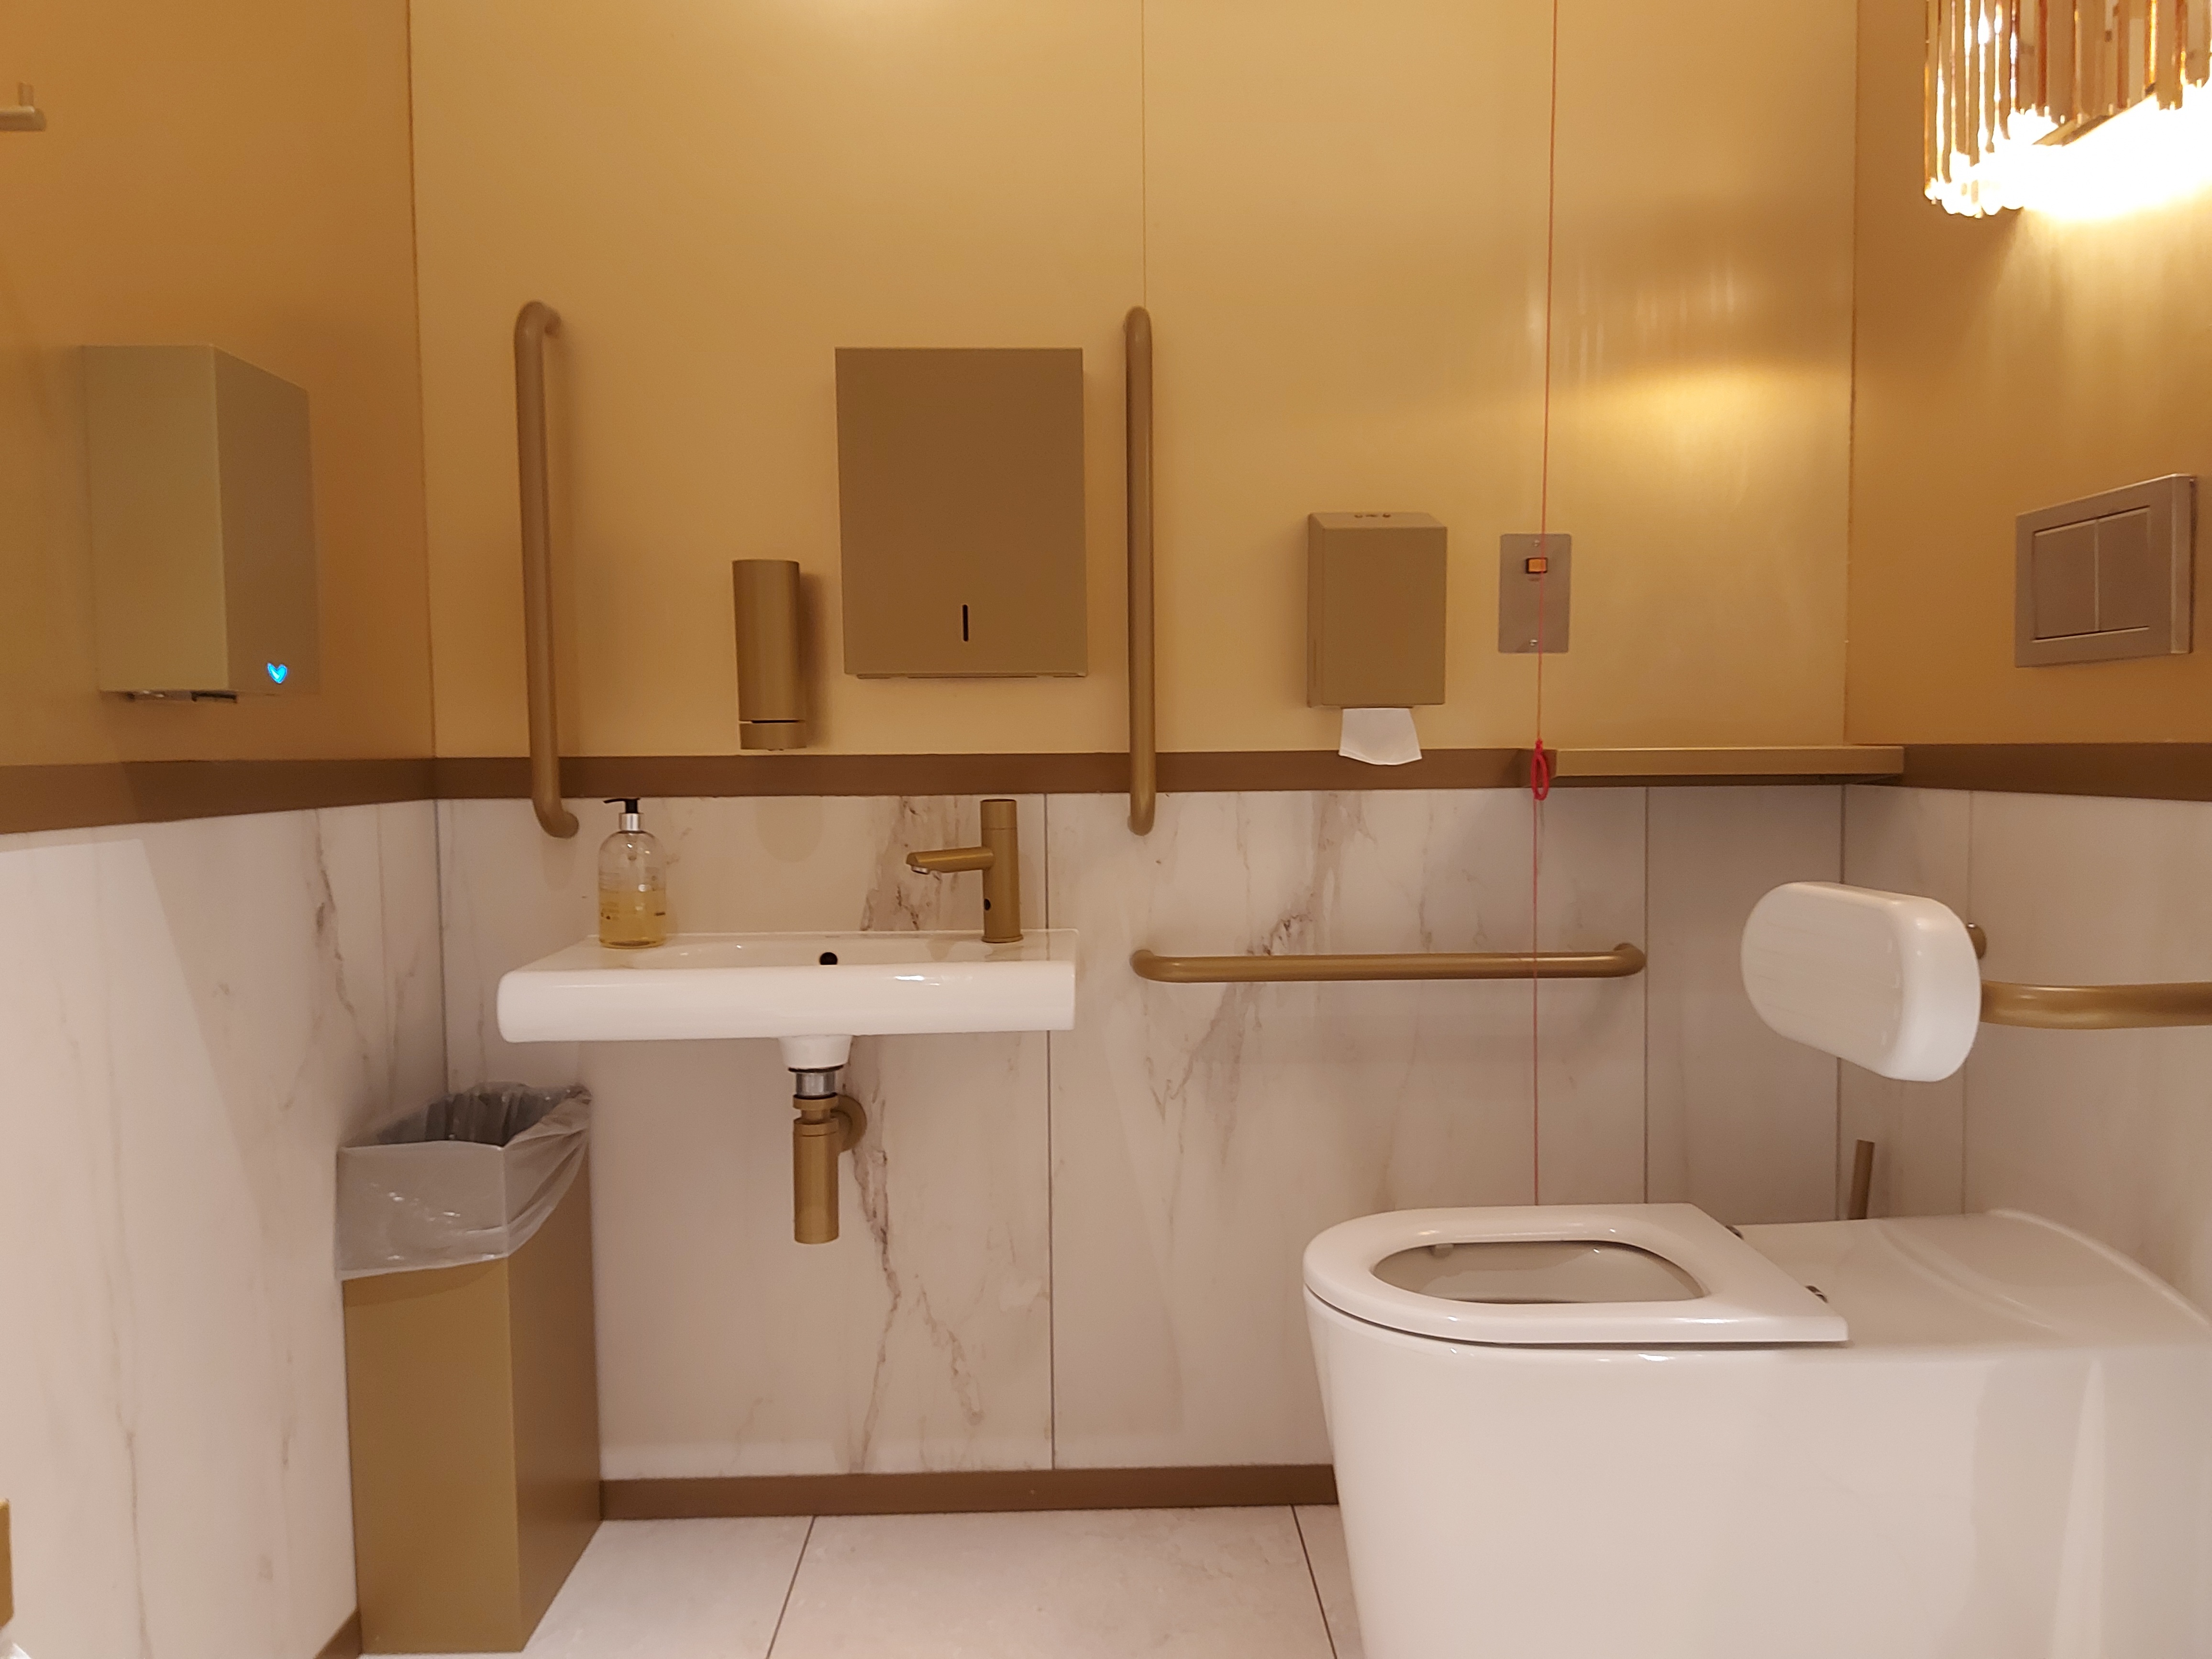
[266,663,289,684]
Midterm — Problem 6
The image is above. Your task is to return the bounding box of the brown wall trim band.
[0,758,435,836]
[601,1464,1338,1520]
[1898,744,2212,801]
[21,744,2208,835]
[432,750,1529,799]
[437,748,1897,799]
[1551,745,1903,784]
[315,1610,363,1659]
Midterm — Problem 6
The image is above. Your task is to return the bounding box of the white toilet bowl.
[1305,1203,2212,1659]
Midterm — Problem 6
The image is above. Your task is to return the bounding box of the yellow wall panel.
[1849,0,2212,742]
[1140,0,1552,753]
[0,0,431,766]
[414,0,1856,758]
[1539,0,1857,746]
[411,0,1144,758]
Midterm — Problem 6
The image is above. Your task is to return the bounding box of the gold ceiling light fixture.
[1927,0,2212,216]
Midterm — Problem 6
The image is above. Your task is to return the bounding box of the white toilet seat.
[1303,1203,1848,1346]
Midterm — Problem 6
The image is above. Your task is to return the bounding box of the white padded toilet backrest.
[1741,882,1981,1083]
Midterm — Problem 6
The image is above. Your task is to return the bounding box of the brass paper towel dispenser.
[1306,512,1447,708]
[835,347,1087,678]
[84,345,320,699]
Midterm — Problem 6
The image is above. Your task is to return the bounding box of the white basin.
[497,930,1077,1050]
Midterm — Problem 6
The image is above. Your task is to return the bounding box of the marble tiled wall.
[22,780,2212,1651]
[1048,789,1647,1468]
[441,796,1052,1478]
[0,804,443,1659]
[442,785,1848,1477]
[1837,788,1971,1219]
[1648,788,1847,1225]
[1842,787,2212,1309]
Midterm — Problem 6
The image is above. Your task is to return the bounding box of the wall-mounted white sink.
[497,931,1077,1062]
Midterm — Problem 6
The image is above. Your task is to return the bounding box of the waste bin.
[337,1085,600,1653]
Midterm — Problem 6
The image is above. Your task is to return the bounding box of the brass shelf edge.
[1981,979,2212,1030]
[1131,944,1646,984]
[1551,746,1905,781]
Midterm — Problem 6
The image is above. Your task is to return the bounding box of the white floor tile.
[768,1508,1337,1658]
[409,1518,811,1659]
[1293,1506,1364,1659]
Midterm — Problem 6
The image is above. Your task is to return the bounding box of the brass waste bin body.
[342,1162,601,1652]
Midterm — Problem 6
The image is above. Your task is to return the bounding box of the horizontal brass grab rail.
[1981,979,2212,1030]
[1130,944,1647,984]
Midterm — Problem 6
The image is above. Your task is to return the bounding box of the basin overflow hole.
[819,951,839,965]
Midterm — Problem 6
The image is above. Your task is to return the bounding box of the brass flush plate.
[2015,475,2193,666]
[835,347,1087,678]
[1498,533,1572,653]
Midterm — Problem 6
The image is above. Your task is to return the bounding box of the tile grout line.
[430,798,453,1092]
[1960,789,1976,1216]
[1043,791,1058,1467]
[1836,785,1848,1217]
[1641,786,1651,1204]
[1290,1506,1342,1659]
[763,1515,818,1659]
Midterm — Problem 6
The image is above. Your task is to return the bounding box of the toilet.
[1305,1203,2212,1659]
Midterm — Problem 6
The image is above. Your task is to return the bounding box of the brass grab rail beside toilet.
[1980,979,2212,1029]
[1130,943,1646,984]
[1966,923,2212,1029]
[515,301,577,840]
[1125,306,1156,836]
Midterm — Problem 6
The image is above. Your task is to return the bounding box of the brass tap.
[907,798,1022,943]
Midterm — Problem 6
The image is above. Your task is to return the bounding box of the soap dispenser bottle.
[598,797,670,948]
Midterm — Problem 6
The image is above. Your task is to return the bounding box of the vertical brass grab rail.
[1125,306,1156,836]
[515,301,577,839]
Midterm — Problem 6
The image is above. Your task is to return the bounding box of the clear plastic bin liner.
[337,1084,590,1280]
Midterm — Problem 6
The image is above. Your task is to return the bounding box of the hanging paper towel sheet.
[1339,707,1422,766]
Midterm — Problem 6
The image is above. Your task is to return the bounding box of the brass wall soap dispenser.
[597,798,670,948]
